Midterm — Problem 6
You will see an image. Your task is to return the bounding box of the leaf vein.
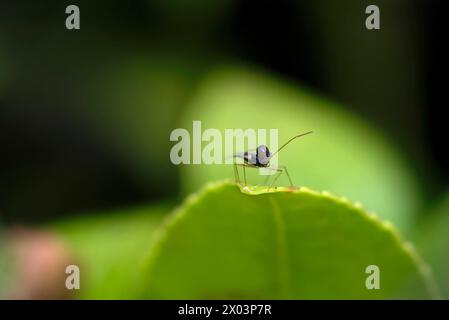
[268,196,290,298]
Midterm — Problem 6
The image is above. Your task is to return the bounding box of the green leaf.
[415,193,449,298]
[179,67,422,232]
[142,181,436,299]
[50,205,168,299]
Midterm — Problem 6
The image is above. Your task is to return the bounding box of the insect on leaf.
[142,181,437,299]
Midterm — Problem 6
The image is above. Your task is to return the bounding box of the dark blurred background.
[0,0,447,223]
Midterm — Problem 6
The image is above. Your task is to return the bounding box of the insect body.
[233,131,313,190]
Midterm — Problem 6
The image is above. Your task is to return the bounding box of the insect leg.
[233,163,241,185]
[263,174,271,186]
[261,166,279,187]
[278,165,294,187]
[243,165,247,186]
[235,163,258,186]
[262,167,279,186]
[268,168,283,191]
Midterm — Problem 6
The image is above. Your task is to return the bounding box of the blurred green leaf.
[179,67,422,232]
[82,52,205,191]
[50,205,169,299]
[415,193,449,298]
[142,181,435,299]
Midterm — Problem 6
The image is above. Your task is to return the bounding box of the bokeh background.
[0,0,448,299]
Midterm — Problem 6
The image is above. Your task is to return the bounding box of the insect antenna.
[269,131,313,159]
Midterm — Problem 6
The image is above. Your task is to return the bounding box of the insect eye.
[258,145,269,156]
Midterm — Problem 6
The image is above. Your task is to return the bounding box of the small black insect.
[233,131,313,189]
